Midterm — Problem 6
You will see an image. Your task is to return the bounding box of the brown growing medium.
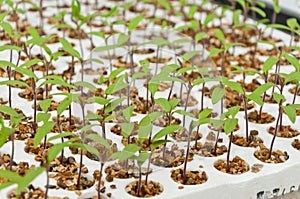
[214,156,249,174]
[254,145,289,163]
[170,168,207,185]
[247,110,275,124]
[232,130,264,147]
[125,180,163,198]
[153,115,181,127]
[170,93,198,107]
[268,125,299,138]
[191,142,227,157]
[170,128,202,142]
[292,139,300,151]
[105,161,152,179]
[151,144,192,167]
[8,185,45,199]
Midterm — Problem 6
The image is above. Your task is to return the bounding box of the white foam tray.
[0,1,299,199]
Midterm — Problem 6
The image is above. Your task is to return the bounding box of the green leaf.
[174,110,194,118]
[59,38,81,60]
[272,92,285,104]
[39,99,52,112]
[210,48,223,56]
[151,140,171,151]
[148,112,163,121]
[267,24,290,31]
[37,112,51,123]
[182,50,200,63]
[195,32,207,43]
[34,122,55,148]
[0,105,19,117]
[87,58,104,65]
[170,99,179,109]
[228,106,240,118]
[224,118,238,134]
[198,109,213,120]
[101,6,118,17]
[0,45,22,52]
[121,123,134,138]
[110,144,140,161]
[87,96,110,105]
[158,0,171,11]
[152,125,182,142]
[250,6,266,17]
[85,133,110,149]
[57,96,72,116]
[211,87,225,104]
[263,56,279,73]
[122,105,134,122]
[135,151,150,167]
[48,142,69,163]
[282,53,300,71]
[1,21,13,37]
[247,93,263,106]
[252,82,274,96]
[0,126,14,147]
[214,28,225,43]
[223,80,243,94]
[104,97,126,114]
[105,76,128,95]
[19,167,45,195]
[282,105,296,123]
[109,68,126,80]
[0,170,22,183]
[117,33,130,45]
[287,18,299,29]
[128,15,144,31]
[155,98,171,113]
[74,81,97,91]
[204,13,218,27]
[285,72,300,84]
[47,132,76,142]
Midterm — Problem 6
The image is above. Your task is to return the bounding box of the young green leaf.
[211,87,225,104]
[263,56,279,73]
[121,123,134,138]
[135,151,150,167]
[39,99,52,112]
[85,134,110,149]
[155,98,171,113]
[272,93,285,104]
[110,144,141,161]
[224,118,238,134]
[152,125,182,142]
[128,15,144,31]
[34,122,55,148]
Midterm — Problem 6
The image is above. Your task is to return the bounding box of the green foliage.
[211,87,225,105]
[110,144,141,161]
[128,15,144,31]
[263,56,279,73]
[0,167,45,195]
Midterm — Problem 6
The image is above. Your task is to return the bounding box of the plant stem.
[44,165,49,199]
[194,125,200,149]
[9,132,14,171]
[182,83,192,128]
[269,103,282,157]
[154,46,159,75]
[56,115,64,161]
[183,124,192,183]
[226,132,233,173]
[137,166,142,197]
[97,163,104,199]
[77,102,86,189]
[292,85,298,104]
